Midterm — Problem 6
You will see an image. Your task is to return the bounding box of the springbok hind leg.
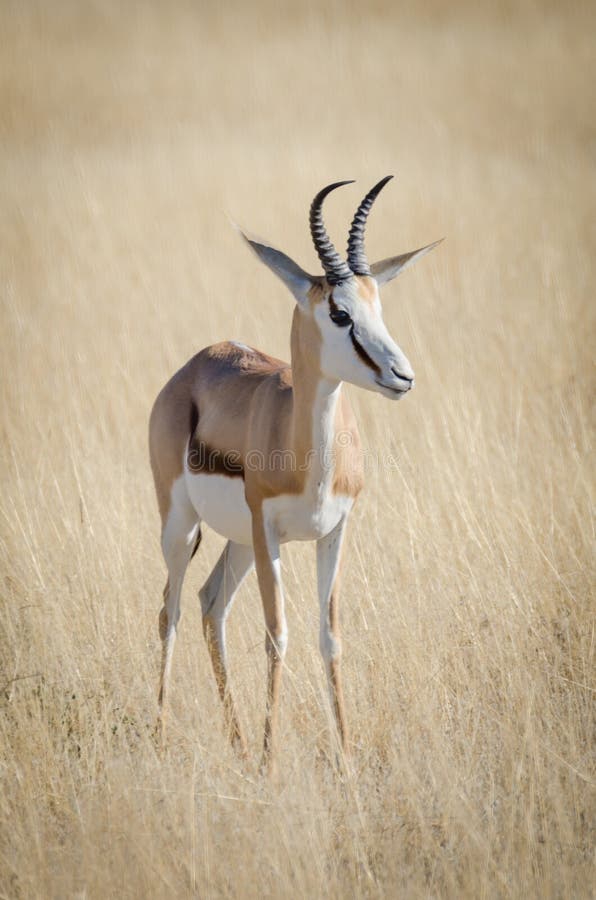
[200,541,254,756]
[157,479,200,742]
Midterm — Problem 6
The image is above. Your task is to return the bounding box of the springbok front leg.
[317,516,349,755]
[252,507,287,773]
[200,540,254,756]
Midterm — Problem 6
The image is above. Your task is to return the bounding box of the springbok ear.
[371,238,443,286]
[239,229,318,305]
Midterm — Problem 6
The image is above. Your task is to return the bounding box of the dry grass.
[1,1,594,897]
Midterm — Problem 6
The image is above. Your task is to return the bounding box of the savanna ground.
[1,1,594,897]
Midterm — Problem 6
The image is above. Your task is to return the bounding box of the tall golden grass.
[1,2,594,896]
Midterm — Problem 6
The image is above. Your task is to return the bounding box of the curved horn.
[347,175,393,276]
[309,181,354,285]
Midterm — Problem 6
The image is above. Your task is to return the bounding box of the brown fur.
[150,292,364,768]
[355,275,378,305]
[149,306,363,524]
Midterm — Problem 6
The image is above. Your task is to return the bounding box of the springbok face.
[243,176,441,399]
[314,274,414,399]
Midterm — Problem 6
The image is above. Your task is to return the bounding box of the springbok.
[149,177,440,769]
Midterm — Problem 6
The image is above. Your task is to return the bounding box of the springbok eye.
[330,308,352,327]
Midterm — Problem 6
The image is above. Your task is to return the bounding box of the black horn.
[309,181,354,285]
[347,175,393,276]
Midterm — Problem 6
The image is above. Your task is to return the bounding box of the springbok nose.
[391,365,414,387]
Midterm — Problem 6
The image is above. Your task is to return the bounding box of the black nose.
[391,366,413,384]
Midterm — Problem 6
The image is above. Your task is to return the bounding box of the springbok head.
[243,177,441,399]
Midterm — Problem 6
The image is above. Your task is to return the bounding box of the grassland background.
[0,1,594,897]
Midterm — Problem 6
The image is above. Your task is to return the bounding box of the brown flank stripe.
[188,402,244,477]
[187,439,244,477]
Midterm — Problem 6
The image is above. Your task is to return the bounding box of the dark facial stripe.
[190,527,202,559]
[328,295,352,327]
[328,295,341,315]
[349,325,381,375]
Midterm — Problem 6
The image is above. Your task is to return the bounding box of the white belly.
[184,463,353,546]
[185,470,253,545]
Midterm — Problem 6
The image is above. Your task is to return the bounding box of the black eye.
[330,308,352,327]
